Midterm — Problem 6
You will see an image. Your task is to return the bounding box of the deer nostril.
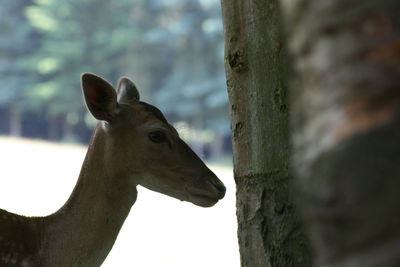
[209,178,226,198]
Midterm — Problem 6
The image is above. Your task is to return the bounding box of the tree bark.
[220,1,312,266]
[282,0,400,266]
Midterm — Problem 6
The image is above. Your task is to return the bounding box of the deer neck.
[41,125,138,267]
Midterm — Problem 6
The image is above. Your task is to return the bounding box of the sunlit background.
[0,0,238,266]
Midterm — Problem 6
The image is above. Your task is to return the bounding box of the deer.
[0,73,226,267]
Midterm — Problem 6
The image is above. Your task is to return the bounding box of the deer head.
[81,73,226,207]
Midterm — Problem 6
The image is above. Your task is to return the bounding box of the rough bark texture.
[282,0,400,266]
[220,1,312,266]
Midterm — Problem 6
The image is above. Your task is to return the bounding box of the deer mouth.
[185,178,226,207]
[188,193,221,207]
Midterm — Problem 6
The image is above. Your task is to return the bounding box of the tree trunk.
[282,0,400,266]
[61,113,74,142]
[9,103,22,137]
[191,114,205,156]
[220,1,312,266]
[209,134,224,160]
[47,115,60,141]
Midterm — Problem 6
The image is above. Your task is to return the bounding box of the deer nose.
[208,177,226,199]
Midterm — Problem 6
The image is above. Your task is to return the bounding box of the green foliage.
[0,0,229,144]
[0,0,39,107]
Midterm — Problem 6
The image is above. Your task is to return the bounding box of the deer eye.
[148,131,167,143]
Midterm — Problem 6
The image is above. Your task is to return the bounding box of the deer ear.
[81,73,118,122]
[116,77,140,104]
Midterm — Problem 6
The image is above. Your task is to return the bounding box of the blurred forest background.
[0,0,231,161]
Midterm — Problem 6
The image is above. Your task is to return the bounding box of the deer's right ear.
[81,73,118,122]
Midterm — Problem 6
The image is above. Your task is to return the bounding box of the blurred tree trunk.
[61,113,75,142]
[191,115,205,156]
[47,115,62,141]
[282,0,400,266]
[47,116,58,141]
[220,1,311,266]
[9,103,22,137]
[209,134,224,160]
